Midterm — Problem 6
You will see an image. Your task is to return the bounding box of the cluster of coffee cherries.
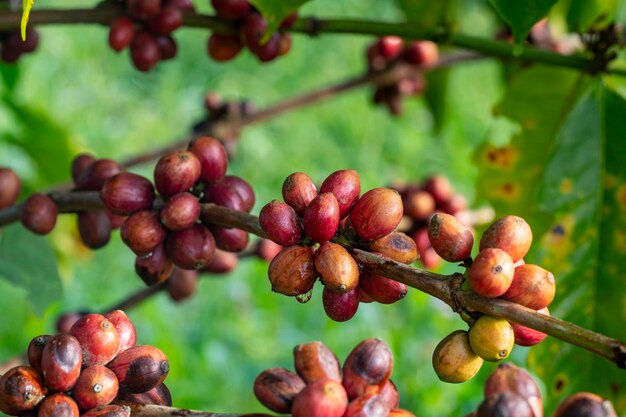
[108,0,195,71]
[254,339,415,417]
[429,214,555,383]
[366,36,438,116]
[0,311,171,417]
[394,175,469,269]
[259,170,417,322]
[208,0,295,63]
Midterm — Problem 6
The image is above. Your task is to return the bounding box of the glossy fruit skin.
[468,248,515,297]
[107,345,169,394]
[81,404,130,417]
[166,268,198,301]
[432,330,483,383]
[219,176,255,212]
[268,246,317,296]
[20,194,58,235]
[315,242,359,293]
[259,200,302,246]
[510,307,549,347]
[165,224,216,270]
[75,159,121,191]
[485,363,543,417]
[553,392,617,417]
[501,264,555,310]
[127,0,161,20]
[104,311,136,353]
[293,341,342,384]
[41,334,83,392]
[359,272,407,304]
[342,338,393,399]
[253,368,305,413]
[402,41,439,67]
[319,170,361,219]
[0,167,20,209]
[211,0,251,20]
[479,215,533,262]
[303,193,340,243]
[159,192,200,231]
[389,409,417,417]
[369,232,418,264]
[208,33,243,62]
[71,154,96,183]
[350,188,403,240]
[322,286,359,322]
[27,335,53,373]
[427,213,474,262]
[115,383,172,406]
[147,7,183,35]
[402,190,435,221]
[108,16,135,52]
[101,172,155,216]
[72,365,119,410]
[0,366,47,415]
[468,316,515,362]
[291,379,348,417]
[78,210,112,250]
[130,31,160,72]
[203,182,245,211]
[37,393,80,417]
[134,244,174,286]
[378,36,403,59]
[378,380,399,409]
[477,392,534,417]
[210,226,249,252]
[155,35,177,60]
[154,151,201,197]
[241,13,268,49]
[202,249,238,273]
[282,172,317,216]
[121,211,167,256]
[70,314,120,367]
[343,393,390,417]
[188,136,228,183]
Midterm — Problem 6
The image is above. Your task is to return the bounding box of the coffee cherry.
[101,172,156,216]
[477,392,534,417]
[107,345,169,393]
[208,33,243,62]
[26,336,51,374]
[485,363,542,417]
[130,31,161,72]
[510,307,549,347]
[303,193,340,243]
[0,366,47,415]
[378,36,403,59]
[278,33,293,56]
[202,249,238,273]
[70,314,120,367]
[369,232,418,264]
[188,136,228,183]
[20,194,58,235]
[121,211,167,256]
[553,392,617,417]
[432,330,483,383]
[202,182,245,211]
[250,32,281,62]
[402,41,439,67]
[253,368,305,413]
[343,393,390,417]
[166,268,198,301]
[219,176,255,212]
[165,224,216,269]
[315,242,359,293]
[147,7,183,35]
[293,341,341,384]
[342,338,393,399]
[72,365,119,410]
[379,380,399,409]
[501,264,555,310]
[115,383,172,406]
[108,16,135,52]
[78,210,112,249]
[357,285,375,303]
[480,215,532,262]
[0,167,20,209]
[241,13,268,49]
[427,213,474,262]
[468,316,515,362]
[211,0,251,20]
[256,238,282,262]
[210,226,249,252]
[319,170,361,219]
[75,159,122,191]
[81,405,130,417]
[155,35,177,60]
[359,272,407,304]
[259,200,302,246]
[127,0,161,20]
[440,194,468,215]
[159,192,200,231]
[105,209,127,230]
[468,248,515,297]
[423,175,452,205]
[104,311,136,353]
[268,246,317,296]
[282,172,318,216]
[37,393,79,417]
[322,286,359,322]
[41,334,83,392]
[135,244,174,285]
[70,154,96,183]
[164,0,195,11]
[56,312,88,335]
[154,151,201,197]
[389,409,417,417]
[291,379,348,417]
[350,188,403,240]
[402,190,435,221]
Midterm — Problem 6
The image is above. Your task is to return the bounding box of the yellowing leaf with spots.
[21,0,35,40]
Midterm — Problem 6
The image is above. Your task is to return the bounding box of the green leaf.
[565,0,618,31]
[0,224,62,315]
[249,0,312,39]
[395,0,457,27]
[527,83,626,415]
[488,0,558,43]
[21,0,35,40]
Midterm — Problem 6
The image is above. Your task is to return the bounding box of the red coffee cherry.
[303,193,340,243]
[27,335,53,373]
[108,16,135,52]
[56,312,88,335]
[484,363,543,417]
[107,346,169,393]
[121,211,167,256]
[159,192,200,231]
[154,151,201,197]
[0,167,20,209]
[319,170,361,219]
[165,224,216,269]
[135,244,174,286]
[322,286,360,322]
[37,393,79,417]
[81,405,130,417]
[104,310,136,353]
[256,238,282,262]
[164,0,195,11]
[78,210,112,250]
[343,393,390,417]
[427,213,474,262]
[72,365,119,410]
[342,338,393,399]
[201,249,238,274]
[282,172,318,216]
[70,154,96,183]
[166,268,198,301]
[241,13,267,49]
[509,307,549,347]
[218,176,255,212]
[468,248,515,297]
[105,209,127,230]
[359,272,407,304]
[75,159,122,191]
[293,341,342,384]
[369,232,418,264]
[130,31,161,72]
[291,379,348,417]
[0,366,47,415]
[20,194,58,235]
[253,368,305,413]
[250,32,281,62]
[501,264,555,310]
[115,383,172,406]
[210,226,249,252]
[357,285,375,303]
[422,175,452,205]
[188,136,229,183]
[155,35,177,60]
[127,0,161,20]
[377,36,403,59]
[202,182,245,211]
[480,215,533,262]
[268,246,317,296]
[70,314,120,367]
[101,172,155,216]
[402,41,439,67]
[41,334,83,392]
[315,242,359,293]
[259,200,302,246]
[379,380,399,409]
[553,392,617,417]
[147,7,183,35]
[211,0,251,20]
[208,33,243,62]
[477,392,534,417]
[402,189,435,221]
[350,188,403,240]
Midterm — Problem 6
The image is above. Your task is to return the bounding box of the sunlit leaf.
[488,0,558,43]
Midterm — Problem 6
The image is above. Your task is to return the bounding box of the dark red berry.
[154,150,201,197]
[241,13,267,49]
[104,310,136,353]
[322,286,359,322]
[130,31,161,72]
[148,7,183,35]
[202,182,245,211]
[69,314,120,367]
[160,192,200,231]
[165,224,216,269]
[0,167,21,209]
[164,0,195,11]
[166,268,198,301]
[210,226,249,252]
[208,33,243,62]
[251,32,280,62]
[56,312,88,335]
[423,175,452,204]
[359,272,407,304]
[282,172,317,216]
[402,41,439,67]
[78,210,112,249]
[115,383,172,406]
[107,346,169,393]
[211,0,251,20]
[378,36,403,59]
[20,194,58,235]
[108,16,135,52]
[219,176,255,212]
[319,169,361,219]
[41,334,83,392]
[127,0,162,20]
[101,172,155,216]
[121,211,167,256]
[202,249,238,274]
[259,200,302,246]
[303,193,340,243]
[72,365,118,410]
[135,243,174,286]
[75,159,121,191]
[71,154,96,184]
[154,34,177,60]
[253,368,305,414]
[27,335,53,373]
[188,136,229,182]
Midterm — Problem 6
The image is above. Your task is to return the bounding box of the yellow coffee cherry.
[432,330,484,383]
[469,316,515,362]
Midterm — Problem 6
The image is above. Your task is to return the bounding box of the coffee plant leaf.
[249,0,312,40]
[488,0,558,43]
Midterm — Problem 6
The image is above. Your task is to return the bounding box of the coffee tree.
[0,0,625,416]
